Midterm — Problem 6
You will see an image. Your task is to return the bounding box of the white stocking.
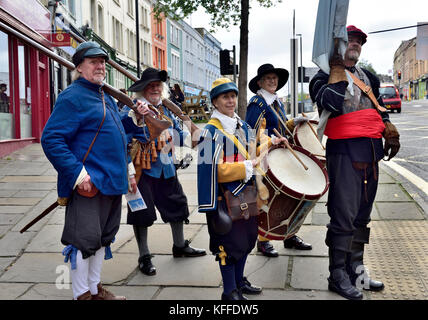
[88,247,105,295]
[70,250,89,299]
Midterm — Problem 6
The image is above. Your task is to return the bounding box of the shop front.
[0,0,52,157]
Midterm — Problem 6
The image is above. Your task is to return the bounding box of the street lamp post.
[296,33,303,113]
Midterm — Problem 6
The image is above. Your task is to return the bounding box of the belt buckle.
[240,203,248,211]
[364,86,372,94]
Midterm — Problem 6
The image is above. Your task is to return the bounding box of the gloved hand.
[383,122,400,161]
[328,46,348,84]
[293,115,310,126]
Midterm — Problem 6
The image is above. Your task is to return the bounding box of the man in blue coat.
[41,42,148,300]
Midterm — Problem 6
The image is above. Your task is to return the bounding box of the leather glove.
[328,47,348,84]
[383,122,400,161]
[293,115,309,126]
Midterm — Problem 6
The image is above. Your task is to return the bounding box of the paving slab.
[0,257,15,272]
[249,289,345,300]
[290,257,329,290]
[17,283,72,300]
[0,197,42,206]
[375,184,412,202]
[118,224,204,254]
[0,176,57,183]
[0,231,35,257]
[0,206,32,214]
[12,190,58,232]
[12,190,50,198]
[0,225,10,238]
[0,252,66,283]
[128,255,222,287]
[243,255,289,289]
[0,182,55,191]
[155,286,222,300]
[0,283,33,300]
[0,190,17,197]
[0,213,23,225]
[25,225,64,253]
[376,202,424,220]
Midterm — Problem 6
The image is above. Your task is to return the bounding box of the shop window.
[0,31,14,140]
[17,43,32,138]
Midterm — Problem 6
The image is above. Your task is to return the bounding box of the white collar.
[257,88,281,106]
[138,96,162,107]
[211,109,242,135]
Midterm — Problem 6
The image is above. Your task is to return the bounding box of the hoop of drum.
[257,120,330,241]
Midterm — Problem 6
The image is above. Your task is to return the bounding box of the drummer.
[245,63,313,257]
[197,78,286,300]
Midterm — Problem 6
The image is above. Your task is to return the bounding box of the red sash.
[324,109,385,140]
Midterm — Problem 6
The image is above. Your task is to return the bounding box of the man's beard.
[346,49,360,63]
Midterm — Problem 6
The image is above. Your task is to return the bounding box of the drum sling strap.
[208,118,264,176]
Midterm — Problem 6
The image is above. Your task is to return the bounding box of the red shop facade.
[0,0,51,157]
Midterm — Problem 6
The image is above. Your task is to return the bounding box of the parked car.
[379,84,401,113]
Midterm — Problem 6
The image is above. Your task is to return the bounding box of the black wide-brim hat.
[249,63,289,94]
[128,67,168,92]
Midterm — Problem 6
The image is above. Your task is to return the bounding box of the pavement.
[0,141,427,301]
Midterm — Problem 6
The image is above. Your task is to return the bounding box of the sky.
[185,0,428,98]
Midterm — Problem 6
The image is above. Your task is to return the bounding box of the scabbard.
[19,201,59,233]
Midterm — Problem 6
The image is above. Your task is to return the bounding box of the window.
[171,51,180,79]
[128,31,136,60]
[113,17,123,52]
[127,0,134,17]
[0,31,13,140]
[90,0,96,29]
[17,43,31,138]
[97,5,104,38]
[114,69,125,90]
[141,7,149,29]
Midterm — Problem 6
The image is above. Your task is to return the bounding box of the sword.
[20,201,59,233]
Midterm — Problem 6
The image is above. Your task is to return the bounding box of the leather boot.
[91,283,126,300]
[139,254,156,276]
[172,240,206,257]
[328,248,363,300]
[221,289,244,300]
[326,232,362,300]
[237,277,262,295]
[347,227,384,292]
[76,290,92,300]
[257,240,278,257]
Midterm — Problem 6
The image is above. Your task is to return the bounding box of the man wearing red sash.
[309,25,400,300]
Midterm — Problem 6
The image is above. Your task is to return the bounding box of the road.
[383,99,428,205]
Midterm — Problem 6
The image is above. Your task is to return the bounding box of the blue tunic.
[41,78,138,198]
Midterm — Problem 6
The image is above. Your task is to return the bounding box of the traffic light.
[220,49,235,75]
[397,71,401,80]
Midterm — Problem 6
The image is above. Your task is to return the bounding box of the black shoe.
[328,269,363,300]
[138,254,156,276]
[238,277,262,295]
[221,289,246,300]
[350,267,385,292]
[283,235,312,250]
[172,240,206,257]
[257,240,279,257]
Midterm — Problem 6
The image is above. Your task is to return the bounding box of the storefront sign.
[50,32,71,46]
[0,0,51,41]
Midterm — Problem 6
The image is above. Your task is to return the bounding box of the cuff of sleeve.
[128,162,136,176]
[270,134,280,145]
[128,109,145,127]
[243,160,254,183]
[73,166,88,190]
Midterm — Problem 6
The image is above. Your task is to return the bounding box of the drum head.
[294,121,326,159]
[265,147,327,197]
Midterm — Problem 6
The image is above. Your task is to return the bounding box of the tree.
[357,59,378,76]
[153,0,282,119]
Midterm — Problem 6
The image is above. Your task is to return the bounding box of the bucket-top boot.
[346,227,384,291]
[326,232,363,300]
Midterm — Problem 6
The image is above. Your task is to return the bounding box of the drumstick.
[273,128,308,171]
[302,112,326,150]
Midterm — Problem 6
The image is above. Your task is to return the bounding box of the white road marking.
[383,160,428,196]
